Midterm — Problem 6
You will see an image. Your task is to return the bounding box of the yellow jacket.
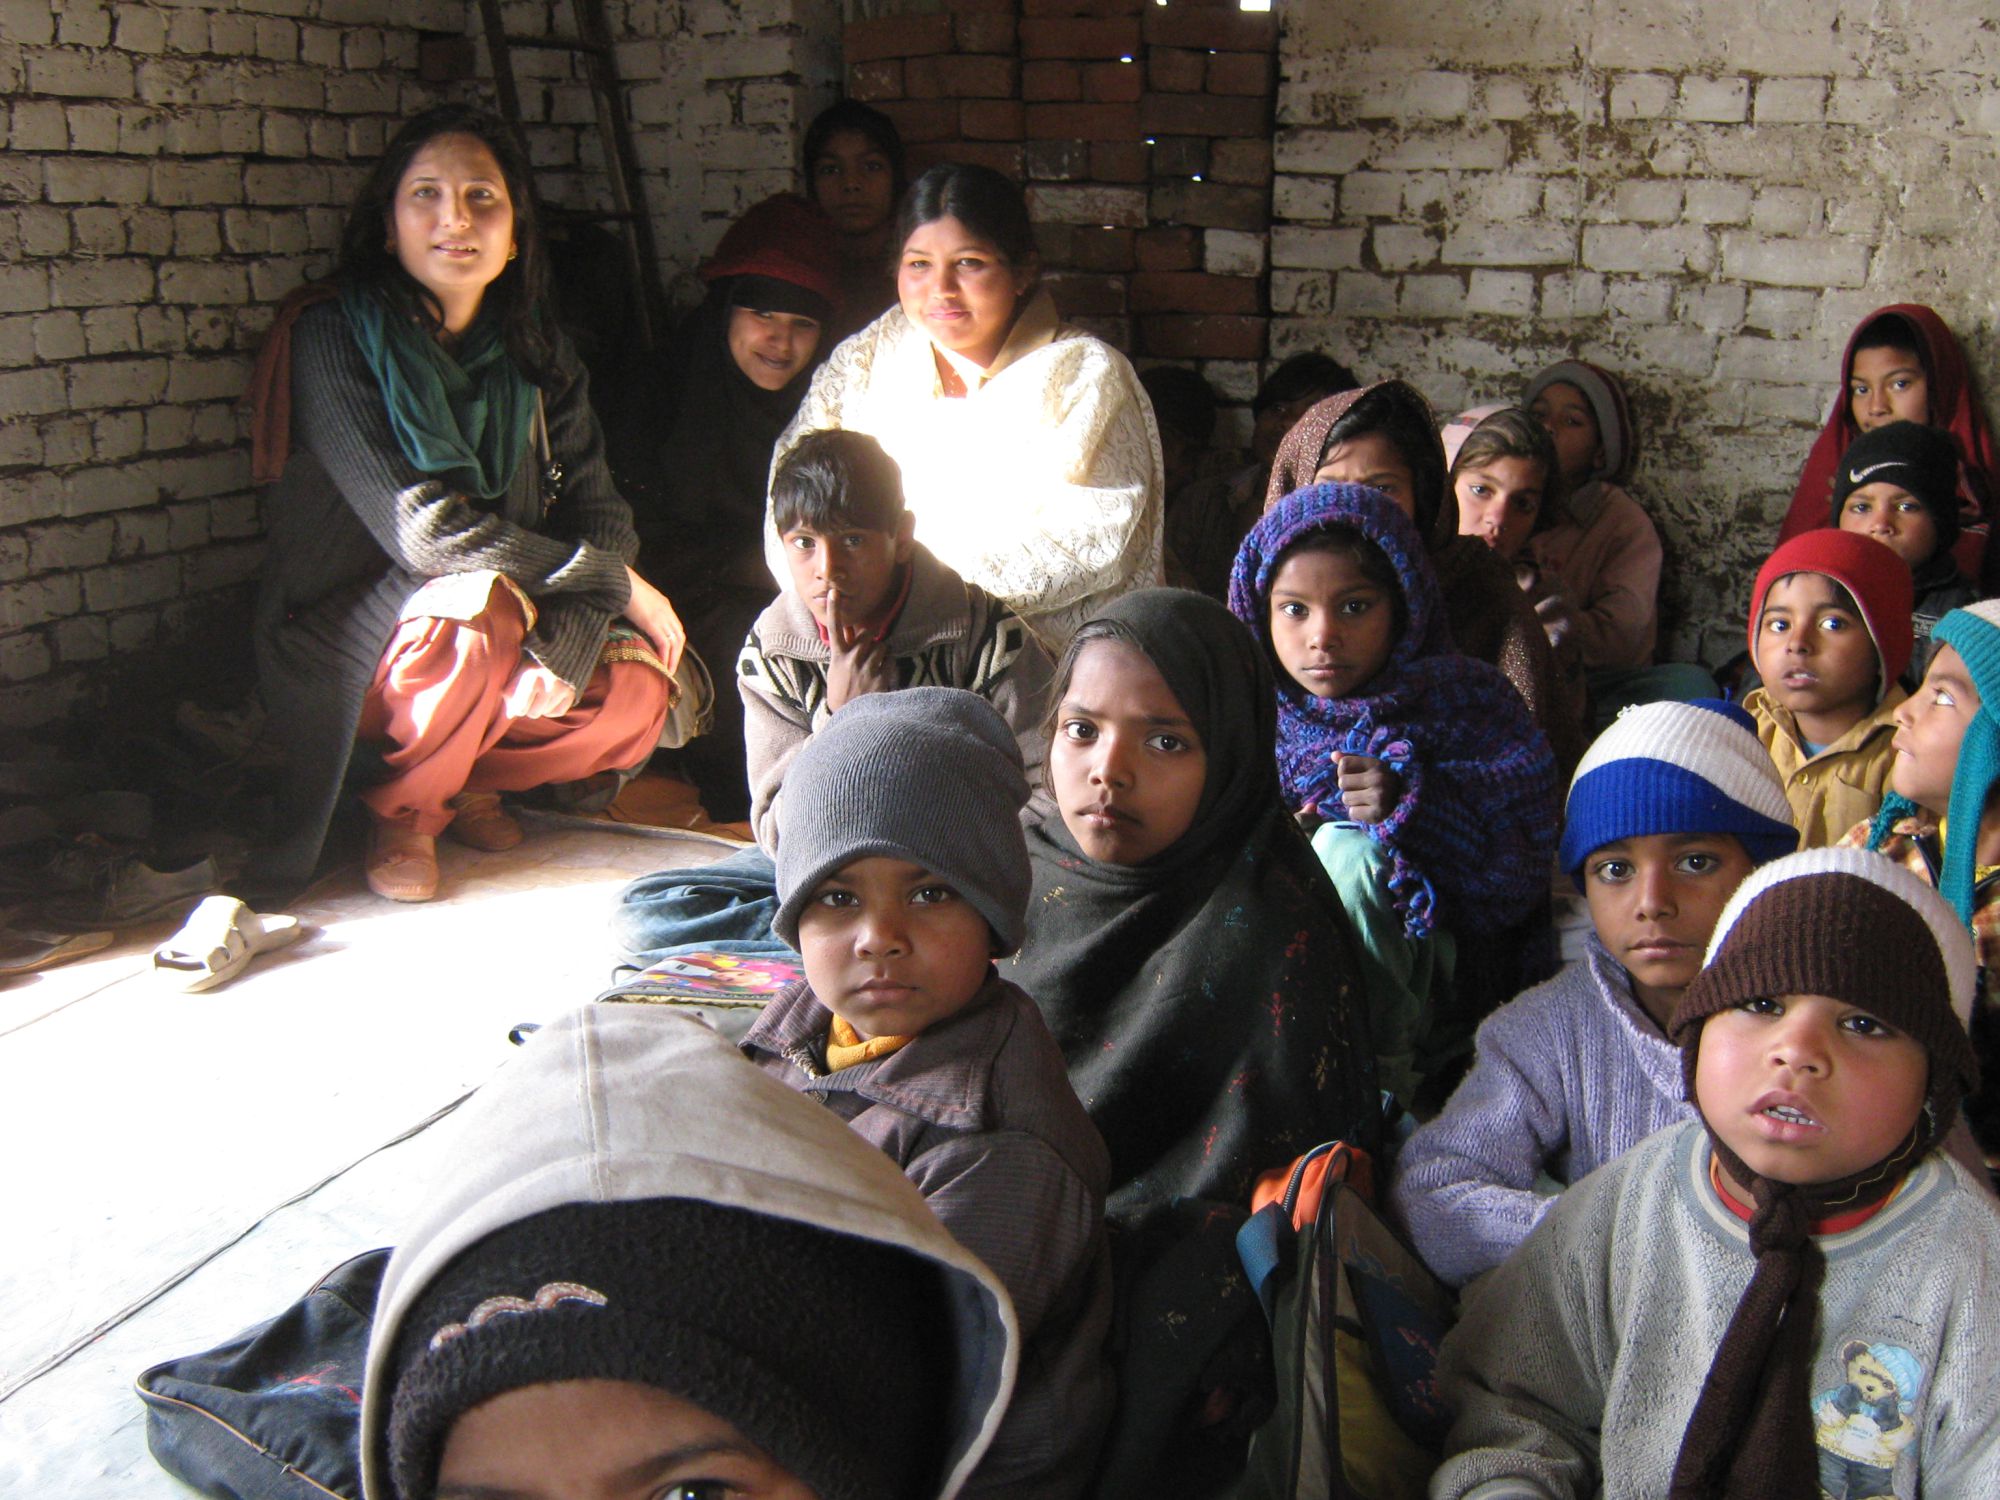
[1744,684,1907,849]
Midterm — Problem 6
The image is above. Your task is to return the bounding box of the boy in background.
[1832,420,1977,679]
[742,429,1051,850]
[1433,848,2000,1498]
[1742,529,1913,846]
[743,688,1113,1500]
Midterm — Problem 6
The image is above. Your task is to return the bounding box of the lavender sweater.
[1388,934,1690,1288]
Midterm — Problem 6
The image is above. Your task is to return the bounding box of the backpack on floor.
[135,1247,385,1500]
[1228,1142,1455,1500]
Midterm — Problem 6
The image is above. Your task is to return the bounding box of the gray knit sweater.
[1433,1121,2000,1499]
[1389,935,1689,1288]
[250,300,636,894]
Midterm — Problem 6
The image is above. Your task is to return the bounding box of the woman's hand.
[623,566,687,676]
[824,585,898,711]
[502,664,578,720]
[1335,752,1403,825]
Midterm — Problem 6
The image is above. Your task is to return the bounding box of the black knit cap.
[1829,419,1962,555]
[386,1197,952,1500]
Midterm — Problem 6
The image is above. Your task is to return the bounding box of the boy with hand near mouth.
[1433,848,2000,1499]
[1392,700,1797,1287]
[1742,529,1914,847]
[742,429,1051,850]
[741,687,1113,1500]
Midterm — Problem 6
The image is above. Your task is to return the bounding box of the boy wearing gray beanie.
[744,686,1115,1500]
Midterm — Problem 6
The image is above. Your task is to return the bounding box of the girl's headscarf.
[1229,483,1560,939]
[1007,588,1378,1214]
[1265,380,1453,548]
[1778,303,2000,584]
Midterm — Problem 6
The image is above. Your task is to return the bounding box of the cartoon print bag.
[1228,1142,1454,1500]
[136,1247,386,1500]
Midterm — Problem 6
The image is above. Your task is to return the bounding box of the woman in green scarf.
[251,105,684,903]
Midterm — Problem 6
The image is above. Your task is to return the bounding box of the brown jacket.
[743,973,1114,1500]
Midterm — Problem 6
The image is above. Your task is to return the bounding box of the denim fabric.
[608,845,788,967]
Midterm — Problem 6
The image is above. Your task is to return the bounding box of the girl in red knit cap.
[1742,529,1914,848]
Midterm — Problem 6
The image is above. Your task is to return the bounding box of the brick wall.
[1272,1,2000,662]
[843,0,1277,448]
[0,0,824,727]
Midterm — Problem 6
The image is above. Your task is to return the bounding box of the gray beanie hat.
[772,687,1031,952]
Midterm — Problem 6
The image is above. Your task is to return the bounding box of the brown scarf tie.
[1668,1127,1925,1500]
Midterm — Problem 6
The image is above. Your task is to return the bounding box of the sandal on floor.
[367,822,439,903]
[152,896,304,992]
[445,791,523,852]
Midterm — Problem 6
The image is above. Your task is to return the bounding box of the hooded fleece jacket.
[359,1005,1019,1500]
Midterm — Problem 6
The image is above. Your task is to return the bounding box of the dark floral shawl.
[1005,588,1379,1218]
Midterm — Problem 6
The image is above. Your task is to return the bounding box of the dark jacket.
[251,300,637,895]
[743,972,1114,1500]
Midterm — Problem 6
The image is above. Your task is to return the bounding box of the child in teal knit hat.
[1846,596,2000,1161]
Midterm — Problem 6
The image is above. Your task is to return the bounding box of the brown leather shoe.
[366,821,439,903]
[445,791,523,852]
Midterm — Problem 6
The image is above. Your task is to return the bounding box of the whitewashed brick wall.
[1272,0,2000,662]
[0,0,827,725]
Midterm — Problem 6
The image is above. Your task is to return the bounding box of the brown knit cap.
[1673,846,1981,1121]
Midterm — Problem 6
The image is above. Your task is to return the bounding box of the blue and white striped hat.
[1559,699,1798,879]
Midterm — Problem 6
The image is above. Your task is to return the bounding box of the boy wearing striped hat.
[1435,848,2000,1499]
[1392,700,1797,1287]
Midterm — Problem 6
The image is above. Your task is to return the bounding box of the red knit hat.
[1746,529,1914,693]
[700,193,840,309]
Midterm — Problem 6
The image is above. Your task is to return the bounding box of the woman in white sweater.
[767,163,1164,648]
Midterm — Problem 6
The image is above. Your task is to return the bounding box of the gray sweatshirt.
[1433,1120,2000,1500]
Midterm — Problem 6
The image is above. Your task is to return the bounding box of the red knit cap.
[1746,528,1914,692]
[701,192,840,308]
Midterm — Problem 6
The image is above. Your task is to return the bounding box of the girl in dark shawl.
[1005,587,1378,1218]
[1778,302,2000,590]
[1267,380,1585,773]
[634,193,838,820]
[1231,483,1561,1102]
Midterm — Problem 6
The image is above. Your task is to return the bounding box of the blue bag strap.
[1237,1202,1292,1324]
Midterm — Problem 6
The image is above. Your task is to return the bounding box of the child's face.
[1582,833,1758,1029]
[810,128,896,240]
[1051,638,1208,866]
[1312,433,1418,521]
[1694,992,1928,1189]
[727,307,822,392]
[1752,573,1879,733]
[796,855,993,1040]
[1529,381,1602,485]
[1267,548,1397,700]
[1836,481,1939,569]
[780,513,914,629]
[437,1377,820,1500]
[1891,644,1979,811]
[1849,345,1929,432]
[1454,455,1546,561]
